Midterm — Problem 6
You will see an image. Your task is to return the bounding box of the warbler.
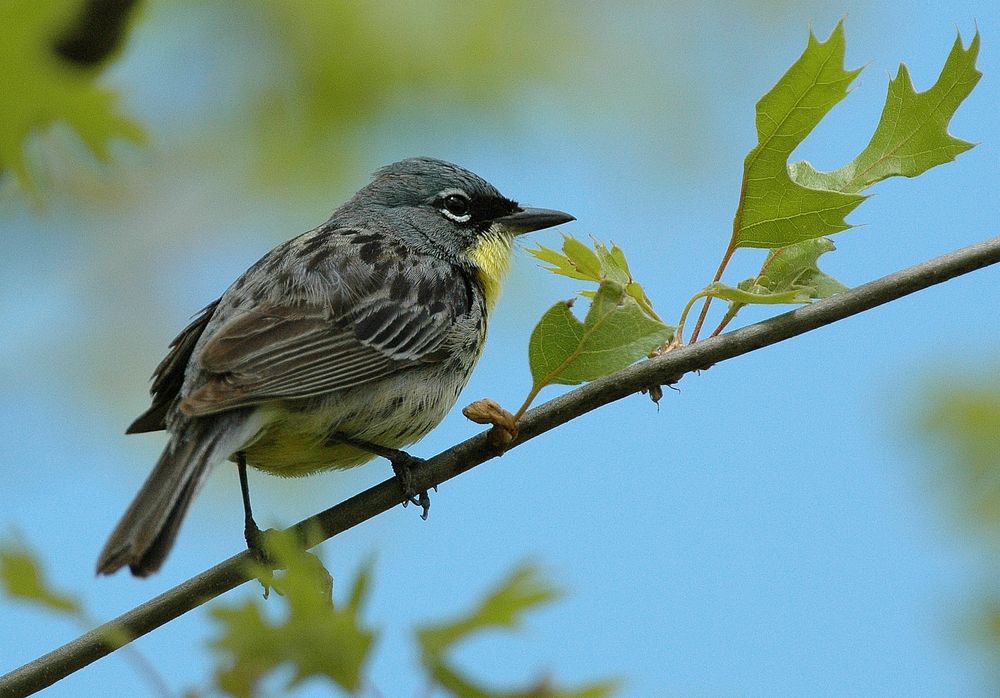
[97,157,573,576]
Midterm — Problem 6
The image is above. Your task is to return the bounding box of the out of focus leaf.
[922,380,1000,529]
[0,0,144,190]
[789,32,981,194]
[54,0,140,66]
[256,1,577,181]
[0,541,80,615]
[210,532,376,696]
[917,371,1000,669]
[417,564,619,698]
[982,602,1000,661]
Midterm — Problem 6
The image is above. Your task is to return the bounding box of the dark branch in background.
[3,235,1000,696]
[53,0,140,67]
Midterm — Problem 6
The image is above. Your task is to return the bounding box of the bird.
[97,157,574,577]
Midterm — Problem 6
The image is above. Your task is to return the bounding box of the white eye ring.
[440,192,471,223]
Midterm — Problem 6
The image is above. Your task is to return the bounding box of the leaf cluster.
[210,535,617,697]
[517,237,674,416]
[0,1,144,192]
[416,565,619,698]
[523,20,980,409]
[679,21,980,341]
[0,534,615,696]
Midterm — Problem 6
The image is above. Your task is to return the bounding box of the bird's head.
[336,157,574,308]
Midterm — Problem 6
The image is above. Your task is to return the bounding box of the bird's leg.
[329,433,431,519]
[237,452,268,559]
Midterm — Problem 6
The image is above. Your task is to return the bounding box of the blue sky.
[2,2,999,696]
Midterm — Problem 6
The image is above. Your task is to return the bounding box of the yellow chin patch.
[468,228,515,310]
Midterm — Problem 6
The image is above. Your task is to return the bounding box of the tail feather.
[97,413,258,577]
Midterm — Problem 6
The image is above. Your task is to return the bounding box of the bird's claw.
[328,432,432,519]
[390,453,431,519]
[245,522,281,566]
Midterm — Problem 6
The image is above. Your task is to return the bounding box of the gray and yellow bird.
[97,157,573,576]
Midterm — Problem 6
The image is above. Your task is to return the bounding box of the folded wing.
[180,277,469,416]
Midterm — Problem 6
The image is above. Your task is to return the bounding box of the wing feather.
[126,300,220,434]
[180,269,470,416]
[126,227,475,420]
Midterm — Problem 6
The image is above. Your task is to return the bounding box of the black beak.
[492,207,575,235]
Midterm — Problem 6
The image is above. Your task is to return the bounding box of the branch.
[4,235,1000,696]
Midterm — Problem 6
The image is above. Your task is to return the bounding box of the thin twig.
[3,235,1000,697]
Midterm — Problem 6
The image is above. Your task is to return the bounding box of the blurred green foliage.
[256,1,578,183]
[919,370,1000,675]
[0,0,144,192]
[922,375,1000,534]
[0,540,82,615]
[210,531,375,696]
[416,565,620,697]
[0,1,582,197]
[1,534,616,696]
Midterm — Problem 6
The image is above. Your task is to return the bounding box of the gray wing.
[127,300,221,433]
[179,236,471,417]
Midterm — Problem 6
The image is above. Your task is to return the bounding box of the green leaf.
[756,238,849,300]
[0,542,80,615]
[528,236,605,283]
[703,281,812,307]
[418,565,560,659]
[790,32,981,194]
[417,564,620,698]
[607,243,631,276]
[591,240,631,286]
[210,532,376,696]
[211,602,278,698]
[735,20,866,248]
[529,299,585,383]
[561,236,603,280]
[528,236,662,322]
[0,1,145,190]
[535,237,632,284]
[528,282,674,388]
[707,238,847,320]
[529,243,594,281]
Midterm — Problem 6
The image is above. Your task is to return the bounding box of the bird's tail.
[97,413,259,577]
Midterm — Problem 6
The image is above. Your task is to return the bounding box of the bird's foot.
[329,432,432,519]
[243,520,281,598]
[388,451,432,520]
[244,517,269,563]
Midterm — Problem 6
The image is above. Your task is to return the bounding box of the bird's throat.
[469,230,514,310]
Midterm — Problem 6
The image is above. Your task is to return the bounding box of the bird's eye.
[440,193,471,221]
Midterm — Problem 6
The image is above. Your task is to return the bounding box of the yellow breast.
[468,229,515,310]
